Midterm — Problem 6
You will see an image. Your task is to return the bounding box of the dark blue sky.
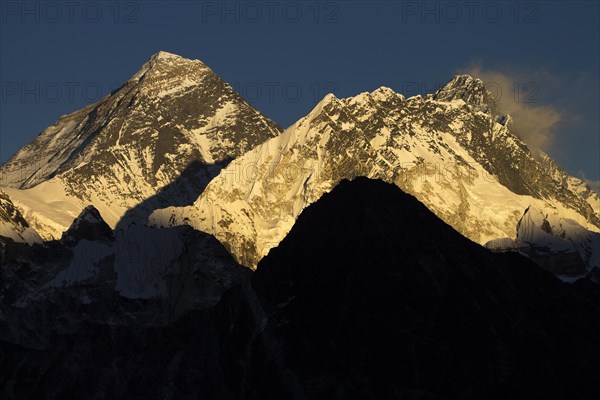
[1,1,598,183]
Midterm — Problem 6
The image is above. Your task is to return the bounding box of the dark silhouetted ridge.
[251,177,600,399]
[2,177,599,400]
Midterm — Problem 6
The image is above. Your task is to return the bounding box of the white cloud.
[463,63,562,154]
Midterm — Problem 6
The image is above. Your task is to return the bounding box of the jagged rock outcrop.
[60,205,113,244]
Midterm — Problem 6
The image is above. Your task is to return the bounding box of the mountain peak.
[322,92,338,103]
[371,85,396,96]
[145,51,207,67]
[338,87,404,110]
[128,51,211,84]
[370,86,405,102]
[145,51,209,66]
[443,74,482,90]
[150,50,183,61]
[305,93,339,117]
[61,205,112,243]
[76,205,106,224]
[0,50,282,236]
[434,74,496,114]
[251,176,600,399]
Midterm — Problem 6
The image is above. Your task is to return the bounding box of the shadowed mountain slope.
[2,178,599,399]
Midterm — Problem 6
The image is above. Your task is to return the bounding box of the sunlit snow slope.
[0,190,42,244]
[151,76,599,272]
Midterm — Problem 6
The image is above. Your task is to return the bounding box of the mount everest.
[0,51,281,240]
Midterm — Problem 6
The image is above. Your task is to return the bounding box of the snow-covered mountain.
[150,75,599,274]
[2,62,598,281]
[0,51,282,240]
[0,190,42,244]
[486,206,600,278]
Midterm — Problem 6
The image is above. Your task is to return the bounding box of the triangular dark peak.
[61,205,112,243]
[251,177,600,398]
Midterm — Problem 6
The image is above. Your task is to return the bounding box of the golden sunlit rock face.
[151,77,599,273]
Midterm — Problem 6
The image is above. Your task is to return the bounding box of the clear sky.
[1,1,598,185]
